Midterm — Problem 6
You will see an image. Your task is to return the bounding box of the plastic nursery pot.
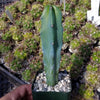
[32,71,71,100]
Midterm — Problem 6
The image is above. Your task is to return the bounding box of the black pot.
[32,70,71,100]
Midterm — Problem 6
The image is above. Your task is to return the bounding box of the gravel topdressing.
[33,71,71,92]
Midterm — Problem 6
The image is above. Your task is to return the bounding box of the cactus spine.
[40,5,63,86]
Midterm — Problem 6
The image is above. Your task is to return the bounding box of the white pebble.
[33,71,71,92]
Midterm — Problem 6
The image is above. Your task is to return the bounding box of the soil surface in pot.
[33,71,71,92]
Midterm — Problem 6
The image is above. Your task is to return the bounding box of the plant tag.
[63,0,65,14]
[91,0,99,17]
[60,0,65,15]
[87,0,100,26]
[5,10,14,23]
[60,0,63,5]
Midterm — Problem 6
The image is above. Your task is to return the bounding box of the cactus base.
[32,70,71,100]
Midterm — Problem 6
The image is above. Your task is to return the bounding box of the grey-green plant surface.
[0,0,100,99]
[40,5,63,86]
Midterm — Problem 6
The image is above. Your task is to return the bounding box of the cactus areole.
[40,5,63,86]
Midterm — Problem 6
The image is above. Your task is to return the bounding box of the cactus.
[40,5,63,86]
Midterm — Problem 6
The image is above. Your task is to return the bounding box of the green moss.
[59,1,74,15]
[63,16,76,43]
[39,49,43,57]
[12,31,23,41]
[86,71,98,85]
[91,51,100,64]
[2,31,12,41]
[22,69,31,81]
[31,4,43,19]
[4,52,14,65]
[92,31,100,39]
[60,56,67,69]
[22,15,34,30]
[70,53,84,79]
[0,20,7,30]
[34,34,40,43]
[63,3,71,13]
[79,22,99,40]
[22,59,42,81]
[10,59,22,71]
[30,60,42,71]
[64,16,75,33]
[23,32,33,39]
[17,0,30,13]
[12,32,23,41]
[63,31,73,43]
[80,23,94,35]
[70,38,80,50]
[34,20,41,33]
[60,54,71,70]
[23,38,37,53]
[9,26,23,41]
[79,85,94,100]
[79,36,91,44]
[14,48,27,60]
[0,43,11,53]
[79,44,92,58]
[71,0,78,4]
[12,37,37,60]
[0,13,8,21]
[75,10,86,23]
[71,53,84,67]
[79,84,86,96]
[36,0,44,3]
[21,0,30,4]
[66,64,72,72]
[84,87,94,100]
[78,0,91,9]
[75,5,87,12]
[9,26,17,33]
[43,0,56,6]
[87,64,98,72]
[5,3,18,19]
[15,16,24,27]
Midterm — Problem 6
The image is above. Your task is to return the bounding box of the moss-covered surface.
[0,0,100,99]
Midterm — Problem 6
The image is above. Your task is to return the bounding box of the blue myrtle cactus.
[40,5,63,86]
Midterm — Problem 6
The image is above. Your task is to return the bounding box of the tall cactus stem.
[40,5,63,86]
